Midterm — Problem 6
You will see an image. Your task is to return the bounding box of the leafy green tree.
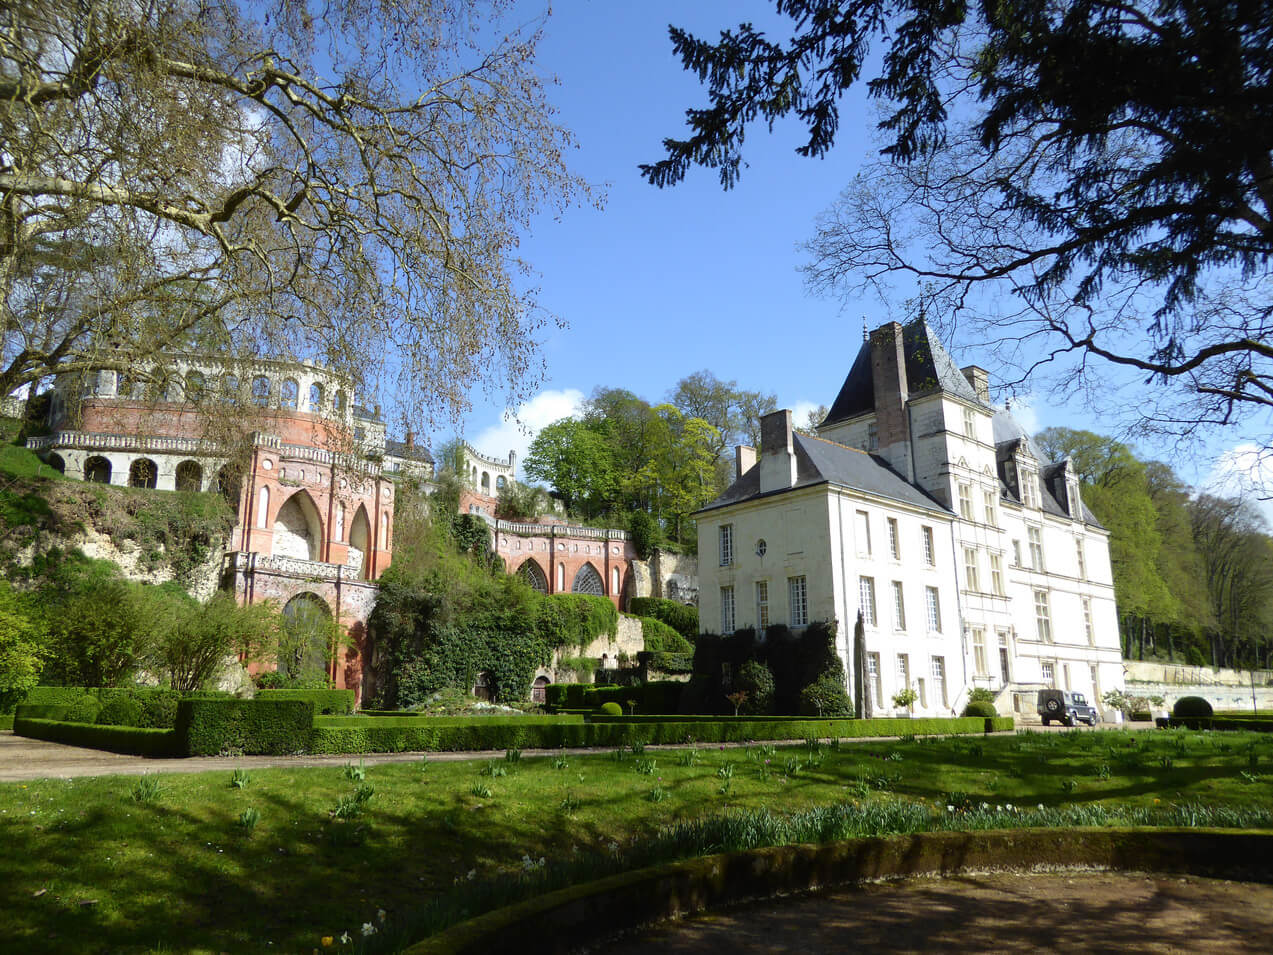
[646,1,1273,443]
[0,582,48,710]
[523,418,619,519]
[670,370,776,464]
[43,576,166,687]
[150,594,282,693]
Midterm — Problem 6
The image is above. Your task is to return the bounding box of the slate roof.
[821,319,986,427]
[384,440,434,463]
[697,431,950,516]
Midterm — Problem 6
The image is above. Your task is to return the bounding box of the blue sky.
[454,1,1270,517]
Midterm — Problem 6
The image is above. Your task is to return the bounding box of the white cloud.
[1006,395,1040,437]
[1203,443,1273,527]
[788,399,823,432]
[469,388,586,480]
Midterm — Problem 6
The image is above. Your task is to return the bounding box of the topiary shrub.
[1173,696,1213,718]
[968,687,997,705]
[962,701,997,718]
[597,701,623,716]
[96,695,143,727]
[736,660,775,715]
[628,598,697,641]
[799,670,854,718]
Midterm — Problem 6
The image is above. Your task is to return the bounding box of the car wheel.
[1045,699,1061,714]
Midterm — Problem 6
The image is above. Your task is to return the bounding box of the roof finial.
[862,317,869,342]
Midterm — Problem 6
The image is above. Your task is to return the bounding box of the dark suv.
[1037,689,1099,727]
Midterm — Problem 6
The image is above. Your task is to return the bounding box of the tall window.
[922,526,935,565]
[958,483,974,520]
[963,546,980,592]
[255,485,269,529]
[925,586,942,632]
[1041,660,1055,687]
[855,510,872,556]
[1034,589,1053,643]
[859,576,877,626]
[1075,537,1087,579]
[1012,539,1022,567]
[720,586,735,634]
[972,628,988,676]
[1022,471,1039,508]
[867,653,883,708]
[755,580,770,633]
[1027,526,1044,571]
[222,374,239,404]
[1083,596,1094,645]
[788,576,808,627]
[896,654,910,694]
[867,422,879,451]
[281,378,299,410]
[891,580,906,630]
[887,517,900,559]
[251,375,270,407]
[932,657,948,707]
[963,407,976,438]
[984,490,998,527]
[989,553,1005,595]
[719,524,734,566]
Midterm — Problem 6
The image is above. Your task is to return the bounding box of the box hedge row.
[309,716,1012,754]
[13,717,179,757]
[177,699,315,755]
[254,688,355,715]
[1161,716,1273,732]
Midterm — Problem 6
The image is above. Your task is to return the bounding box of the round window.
[756,539,767,557]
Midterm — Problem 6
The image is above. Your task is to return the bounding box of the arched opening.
[556,562,565,591]
[349,504,372,579]
[517,559,548,593]
[334,390,347,414]
[216,466,242,515]
[531,675,550,704]
[334,502,346,541]
[611,566,620,595]
[380,511,390,551]
[128,458,157,489]
[473,670,493,702]
[273,490,323,561]
[175,460,203,492]
[251,376,270,407]
[496,475,507,491]
[572,562,604,595]
[222,374,239,404]
[480,471,490,493]
[280,378,299,410]
[255,485,270,529]
[309,382,324,411]
[280,593,335,685]
[46,453,65,475]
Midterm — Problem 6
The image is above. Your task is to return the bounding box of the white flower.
[466,869,477,881]
[946,805,955,813]
[377,909,386,923]
[339,932,351,945]
[1037,803,1045,811]
[361,922,377,937]
[1005,803,1014,812]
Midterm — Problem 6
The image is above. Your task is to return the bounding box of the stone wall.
[543,614,645,684]
[1125,661,1273,712]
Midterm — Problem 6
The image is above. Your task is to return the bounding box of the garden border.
[404,828,1273,954]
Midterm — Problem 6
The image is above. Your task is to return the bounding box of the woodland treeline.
[1038,429,1273,670]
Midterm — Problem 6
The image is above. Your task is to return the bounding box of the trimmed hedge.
[308,716,1014,754]
[255,689,355,715]
[177,699,315,756]
[0,714,13,731]
[13,717,179,757]
[316,715,585,728]
[21,686,91,707]
[582,682,684,714]
[646,651,693,675]
[638,617,693,655]
[962,701,998,718]
[1162,716,1273,732]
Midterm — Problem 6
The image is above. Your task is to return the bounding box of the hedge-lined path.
[607,871,1273,954]
[0,721,1148,783]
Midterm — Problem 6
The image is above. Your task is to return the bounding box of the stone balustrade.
[492,519,627,541]
[26,430,217,455]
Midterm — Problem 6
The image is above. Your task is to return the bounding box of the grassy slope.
[0,416,233,578]
[2,729,1273,953]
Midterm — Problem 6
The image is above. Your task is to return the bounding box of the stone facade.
[695,319,1124,719]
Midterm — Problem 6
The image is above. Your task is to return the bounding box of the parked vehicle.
[1037,689,1099,727]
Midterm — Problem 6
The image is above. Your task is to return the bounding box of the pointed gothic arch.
[349,503,372,579]
[571,562,604,596]
[274,489,324,561]
[517,559,548,593]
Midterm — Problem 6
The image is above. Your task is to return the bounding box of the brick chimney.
[735,444,757,480]
[869,322,913,480]
[758,410,797,493]
[961,365,990,402]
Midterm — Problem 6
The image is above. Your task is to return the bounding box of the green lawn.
[3,729,1273,953]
